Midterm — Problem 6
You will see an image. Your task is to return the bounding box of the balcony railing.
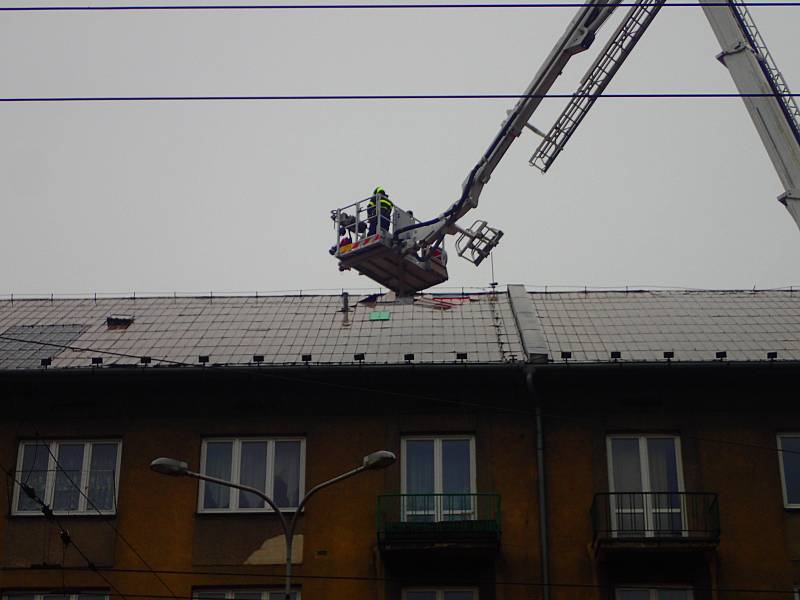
[592,492,720,544]
[377,493,501,547]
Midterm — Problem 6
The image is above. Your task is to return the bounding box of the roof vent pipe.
[341,292,350,313]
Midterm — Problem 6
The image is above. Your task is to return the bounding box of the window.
[14,440,121,515]
[403,589,477,600]
[401,436,475,521]
[607,435,684,536]
[3,592,108,600]
[777,435,800,507]
[199,438,305,512]
[194,589,298,600]
[616,588,692,600]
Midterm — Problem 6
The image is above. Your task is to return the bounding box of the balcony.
[591,492,720,558]
[377,493,501,558]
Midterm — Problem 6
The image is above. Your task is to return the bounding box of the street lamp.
[150,450,396,600]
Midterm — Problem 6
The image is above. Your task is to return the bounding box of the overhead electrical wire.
[0,563,798,596]
[2,331,799,461]
[2,2,800,11]
[0,461,131,600]
[0,92,798,103]
[35,439,180,600]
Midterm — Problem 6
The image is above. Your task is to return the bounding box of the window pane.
[406,593,437,600]
[274,441,301,508]
[444,592,475,600]
[617,591,650,600]
[267,593,298,600]
[196,593,226,600]
[6,594,36,600]
[781,436,800,504]
[78,594,108,600]
[204,442,233,509]
[17,443,49,512]
[88,443,118,511]
[647,438,679,493]
[442,440,471,494]
[53,443,84,511]
[406,440,434,494]
[233,592,262,600]
[611,438,643,492]
[239,442,268,509]
[406,440,435,519]
[658,591,691,600]
[43,595,68,600]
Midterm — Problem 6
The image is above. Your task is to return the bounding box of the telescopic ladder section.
[728,0,800,144]
[529,0,666,172]
[699,0,800,229]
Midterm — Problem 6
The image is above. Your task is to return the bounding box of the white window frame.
[12,440,122,516]
[615,587,693,600]
[606,435,686,538]
[198,437,306,513]
[402,588,478,600]
[777,434,800,508]
[193,588,299,600]
[401,435,477,521]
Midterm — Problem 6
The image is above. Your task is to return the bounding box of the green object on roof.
[369,311,391,321]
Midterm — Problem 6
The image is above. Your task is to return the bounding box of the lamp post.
[150,450,396,600]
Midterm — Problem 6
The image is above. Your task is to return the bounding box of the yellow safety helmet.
[373,186,388,197]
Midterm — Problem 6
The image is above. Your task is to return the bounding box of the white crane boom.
[330,0,800,295]
[698,0,800,228]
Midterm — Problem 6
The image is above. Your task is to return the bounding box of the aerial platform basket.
[331,198,449,296]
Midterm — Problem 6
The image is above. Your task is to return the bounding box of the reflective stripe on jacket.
[368,195,394,210]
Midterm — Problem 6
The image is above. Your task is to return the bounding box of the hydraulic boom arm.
[699,0,800,228]
[394,0,622,263]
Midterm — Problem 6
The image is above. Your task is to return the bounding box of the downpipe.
[526,366,550,600]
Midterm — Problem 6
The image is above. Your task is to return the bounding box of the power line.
[0,92,799,103]
[2,331,800,461]
[2,2,800,12]
[0,564,797,596]
[36,439,180,600]
[0,462,131,600]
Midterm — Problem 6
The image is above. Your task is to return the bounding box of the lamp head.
[362,450,396,470]
[150,457,189,476]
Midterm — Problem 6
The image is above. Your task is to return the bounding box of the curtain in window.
[610,438,644,533]
[53,444,84,512]
[405,593,437,600]
[781,436,800,504]
[274,441,301,508]
[443,593,475,600]
[442,439,471,516]
[88,443,118,511]
[405,440,435,520]
[658,591,691,600]
[17,443,49,512]
[266,593,297,600]
[204,442,233,509]
[239,442,268,509]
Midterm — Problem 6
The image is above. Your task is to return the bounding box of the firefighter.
[367,187,394,236]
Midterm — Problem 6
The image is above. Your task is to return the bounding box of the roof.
[533,290,800,363]
[0,288,798,370]
[0,293,524,370]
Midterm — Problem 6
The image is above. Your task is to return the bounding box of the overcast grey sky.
[1,0,798,295]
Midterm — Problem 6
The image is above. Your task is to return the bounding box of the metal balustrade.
[592,492,720,543]
[377,493,501,545]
